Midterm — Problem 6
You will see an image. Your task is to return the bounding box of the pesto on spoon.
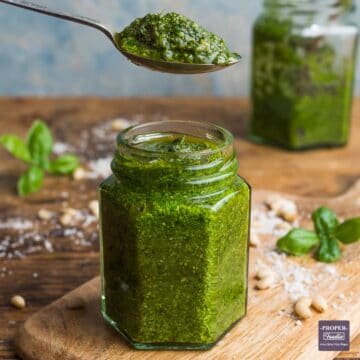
[115,12,240,65]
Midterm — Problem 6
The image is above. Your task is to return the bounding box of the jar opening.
[117,120,233,160]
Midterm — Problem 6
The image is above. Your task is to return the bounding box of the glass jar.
[250,0,358,150]
[99,120,250,350]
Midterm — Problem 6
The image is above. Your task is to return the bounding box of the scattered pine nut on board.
[15,182,360,360]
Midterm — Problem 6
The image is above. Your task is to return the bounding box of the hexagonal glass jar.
[99,120,250,350]
[250,0,359,150]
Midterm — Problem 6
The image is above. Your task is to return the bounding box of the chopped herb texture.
[115,12,239,65]
[99,121,250,349]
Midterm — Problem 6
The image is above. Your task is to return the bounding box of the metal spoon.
[0,0,241,74]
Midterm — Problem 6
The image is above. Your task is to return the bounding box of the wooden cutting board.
[15,181,360,360]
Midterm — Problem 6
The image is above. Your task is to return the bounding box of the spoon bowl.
[119,49,241,74]
[0,0,240,75]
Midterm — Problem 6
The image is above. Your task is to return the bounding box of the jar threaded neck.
[111,120,238,191]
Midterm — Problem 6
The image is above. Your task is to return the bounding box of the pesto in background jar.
[250,0,358,150]
[99,121,250,350]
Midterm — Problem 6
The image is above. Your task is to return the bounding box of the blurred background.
[1,0,359,97]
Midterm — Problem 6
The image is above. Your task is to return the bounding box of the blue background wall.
[0,0,359,96]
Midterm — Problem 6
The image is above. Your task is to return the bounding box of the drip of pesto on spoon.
[115,12,239,65]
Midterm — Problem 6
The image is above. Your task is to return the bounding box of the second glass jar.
[250,0,358,150]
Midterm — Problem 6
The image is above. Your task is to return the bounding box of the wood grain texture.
[0,97,359,360]
[14,183,360,360]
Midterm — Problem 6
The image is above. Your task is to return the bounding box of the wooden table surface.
[0,97,359,360]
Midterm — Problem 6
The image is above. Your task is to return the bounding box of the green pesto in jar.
[99,123,250,350]
[115,12,239,65]
[250,6,358,150]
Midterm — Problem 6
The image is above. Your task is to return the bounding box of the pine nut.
[294,297,312,319]
[250,232,260,247]
[60,208,80,226]
[255,274,274,290]
[11,295,26,309]
[60,213,73,226]
[255,268,274,280]
[73,167,87,181]
[312,295,328,313]
[265,196,298,222]
[88,200,99,219]
[38,209,54,221]
[111,118,131,132]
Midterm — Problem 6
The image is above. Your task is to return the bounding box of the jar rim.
[116,120,234,159]
[263,0,354,14]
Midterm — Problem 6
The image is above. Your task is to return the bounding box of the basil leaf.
[316,234,341,263]
[335,218,360,244]
[27,120,53,168]
[312,207,341,263]
[0,134,32,163]
[311,206,339,233]
[276,229,319,256]
[17,166,44,196]
[49,154,79,175]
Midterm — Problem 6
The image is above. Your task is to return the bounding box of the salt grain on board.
[87,157,112,179]
[77,117,136,155]
[0,207,98,259]
[74,157,112,180]
[0,218,33,230]
[251,206,298,238]
[53,142,74,155]
[256,246,340,302]
[44,240,54,253]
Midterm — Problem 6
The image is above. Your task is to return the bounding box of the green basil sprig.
[276,206,360,263]
[0,120,79,196]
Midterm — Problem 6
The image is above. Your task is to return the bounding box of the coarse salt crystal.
[53,142,73,155]
[44,240,53,253]
[88,157,112,179]
[324,265,337,275]
[0,218,33,230]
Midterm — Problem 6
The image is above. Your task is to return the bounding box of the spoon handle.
[0,0,115,43]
